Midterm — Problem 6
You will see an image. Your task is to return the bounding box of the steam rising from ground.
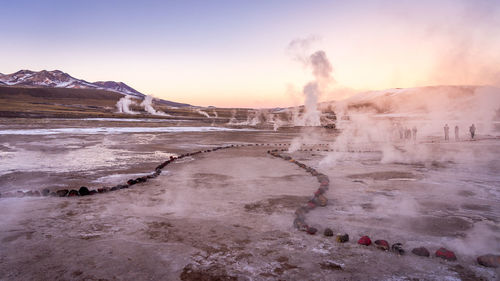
[287,40,335,151]
[116,95,169,116]
[140,96,169,116]
[297,50,333,126]
[320,85,500,166]
[116,95,138,114]
[195,109,211,118]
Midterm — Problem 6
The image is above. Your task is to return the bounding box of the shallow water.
[0,126,260,135]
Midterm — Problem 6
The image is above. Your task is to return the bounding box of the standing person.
[412,126,417,141]
[455,125,459,141]
[444,124,450,141]
[469,124,476,139]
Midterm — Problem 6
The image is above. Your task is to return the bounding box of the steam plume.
[196,109,211,118]
[140,95,169,116]
[116,95,138,114]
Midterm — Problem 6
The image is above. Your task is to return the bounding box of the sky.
[1,0,499,108]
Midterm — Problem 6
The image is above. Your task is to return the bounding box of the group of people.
[398,126,417,141]
[444,124,476,141]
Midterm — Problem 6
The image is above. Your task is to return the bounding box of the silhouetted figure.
[405,128,411,140]
[469,124,476,139]
[444,124,450,141]
[412,126,417,141]
[454,125,459,141]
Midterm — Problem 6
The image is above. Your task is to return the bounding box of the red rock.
[477,254,500,268]
[68,190,79,197]
[56,189,68,197]
[314,187,326,196]
[358,236,372,246]
[97,187,107,193]
[307,227,318,235]
[307,202,316,210]
[293,217,307,231]
[435,248,457,261]
[374,240,389,251]
[412,247,430,257]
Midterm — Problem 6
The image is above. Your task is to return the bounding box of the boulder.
[56,189,69,197]
[435,248,456,261]
[2,192,15,198]
[127,179,137,185]
[295,206,310,215]
[78,186,90,196]
[314,187,327,196]
[25,191,34,197]
[110,185,120,191]
[336,234,349,243]
[324,228,334,237]
[306,202,316,210]
[477,254,500,268]
[295,207,307,217]
[136,177,147,183]
[358,236,372,246]
[32,191,41,197]
[391,243,405,255]
[68,190,79,197]
[411,247,430,257]
[374,240,390,251]
[316,194,328,207]
[97,188,108,193]
[293,217,308,231]
[307,227,318,235]
[89,190,97,195]
[41,189,50,196]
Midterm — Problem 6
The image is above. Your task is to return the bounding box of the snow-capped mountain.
[93,81,143,97]
[0,70,144,98]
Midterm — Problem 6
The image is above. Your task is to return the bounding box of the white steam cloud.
[320,85,500,167]
[117,95,169,116]
[140,95,169,116]
[196,109,211,118]
[116,95,138,114]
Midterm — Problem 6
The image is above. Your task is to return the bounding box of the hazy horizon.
[2,0,499,107]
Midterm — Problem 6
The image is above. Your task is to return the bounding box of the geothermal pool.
[0,118,499,280]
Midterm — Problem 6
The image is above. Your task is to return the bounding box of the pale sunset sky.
[1,0,499,107]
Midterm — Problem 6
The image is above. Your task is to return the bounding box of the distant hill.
[0,69,190,107]
[322,85,500,119]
